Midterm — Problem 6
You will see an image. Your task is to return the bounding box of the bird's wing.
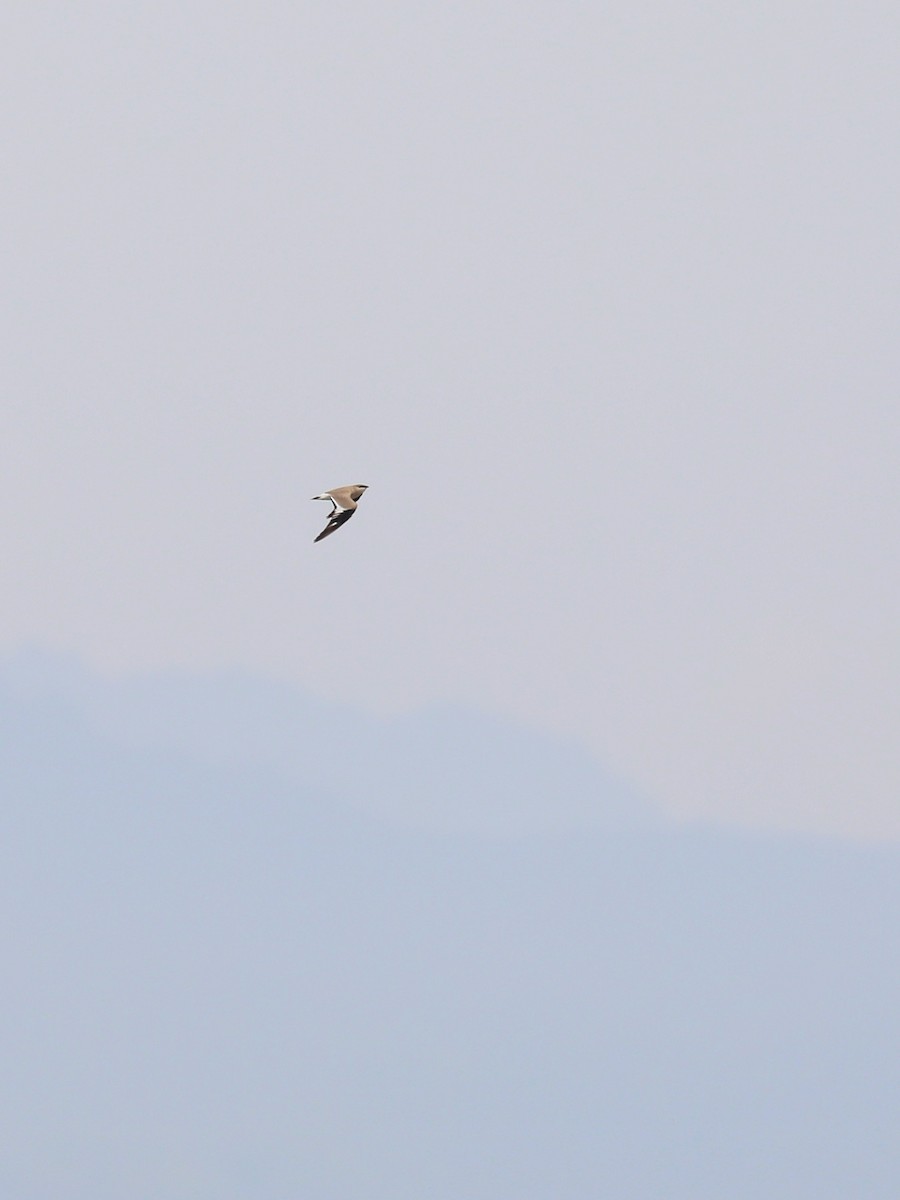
[314,508,355,542]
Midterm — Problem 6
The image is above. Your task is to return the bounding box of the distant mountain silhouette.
[1,648,659,834]
[0,651,897,1199]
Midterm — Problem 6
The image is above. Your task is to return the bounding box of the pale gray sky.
[1,3,898,838]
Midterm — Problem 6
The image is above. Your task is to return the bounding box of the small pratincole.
[311,484,369,543]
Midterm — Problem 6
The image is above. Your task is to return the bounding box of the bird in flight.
[311,484,369,542]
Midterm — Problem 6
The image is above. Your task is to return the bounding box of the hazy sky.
[2,3,897,838]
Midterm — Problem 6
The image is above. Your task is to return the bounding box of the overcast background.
[2,3,898,839]
[2,6,899,1197]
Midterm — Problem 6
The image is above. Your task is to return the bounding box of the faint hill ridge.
[0,646,660,835]
[1,647,898,1199]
